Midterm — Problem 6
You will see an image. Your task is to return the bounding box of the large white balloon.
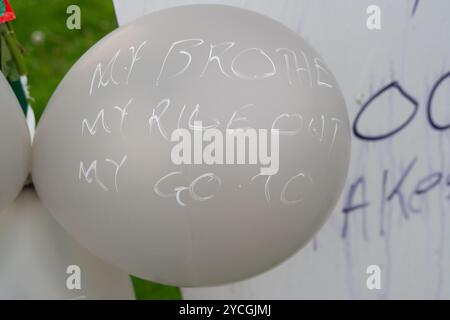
[0,188,135,299]
[0,72,31,213]
[32,5,351,286]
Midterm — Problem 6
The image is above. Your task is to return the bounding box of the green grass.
[10,0,182,300]
[132,276,183,300]
[11,0,117,121]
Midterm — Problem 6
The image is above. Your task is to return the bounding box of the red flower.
[0,0,16,24]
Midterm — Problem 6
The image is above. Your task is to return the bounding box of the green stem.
[0,22,27,75]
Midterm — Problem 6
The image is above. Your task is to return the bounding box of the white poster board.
[113,0,450,299]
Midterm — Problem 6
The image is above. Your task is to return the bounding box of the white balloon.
[0,188,135,300]
[32,5,351,286]
[0,72,31,213]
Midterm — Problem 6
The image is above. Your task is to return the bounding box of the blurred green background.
[10,0,182,300]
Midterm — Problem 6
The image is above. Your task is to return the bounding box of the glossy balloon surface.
[33,5,350,286]
[0,72,31,214]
